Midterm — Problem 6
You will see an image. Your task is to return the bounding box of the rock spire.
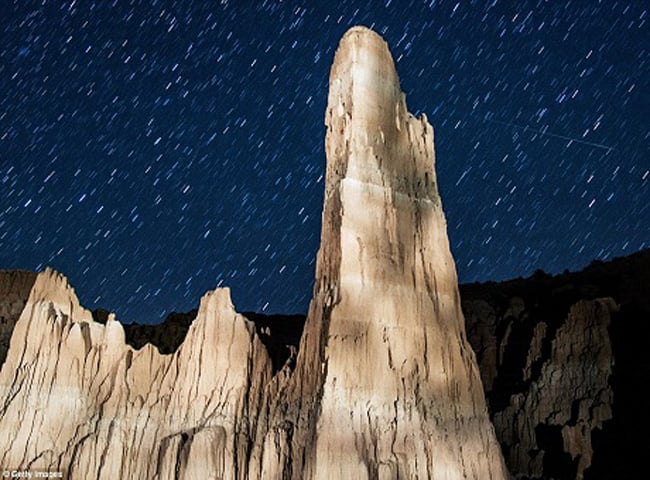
[0,27,508,479]
[260,26,509,479]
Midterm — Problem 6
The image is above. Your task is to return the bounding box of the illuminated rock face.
[260,26,509,479]
[0,27,508,479]
[0,268,273,479]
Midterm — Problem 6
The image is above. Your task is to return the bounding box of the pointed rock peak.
[39,266,76,291]
[331,25,400,109]
[25,267,93,323]
[264,26,509,479]
[342,25,385,41]
[199,287,235,313]
[0,267,274,479]
[0,27,510,480]
[326,25,438,204]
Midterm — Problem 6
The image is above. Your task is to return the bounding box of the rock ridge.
[0,268,273,478]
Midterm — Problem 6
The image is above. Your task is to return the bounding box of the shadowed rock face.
[463,249,650,479]
[0,270,37,368]
[0,26,509,479]
[114,310,197,354]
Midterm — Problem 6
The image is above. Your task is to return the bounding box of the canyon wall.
[463,250,650,479]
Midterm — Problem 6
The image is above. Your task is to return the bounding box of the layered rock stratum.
[0,27,508,479]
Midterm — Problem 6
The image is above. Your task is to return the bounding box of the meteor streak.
[487,118,616,153]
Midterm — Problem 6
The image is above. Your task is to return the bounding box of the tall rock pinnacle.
[0,26,509,479]
[261,26,509,479]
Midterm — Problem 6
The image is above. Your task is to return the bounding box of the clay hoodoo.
[0,268,273,479]
[259,26,509,479]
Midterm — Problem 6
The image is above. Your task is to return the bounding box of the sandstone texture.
[0,26,509,479]
[0,268,273,479]
[258,26,508,479]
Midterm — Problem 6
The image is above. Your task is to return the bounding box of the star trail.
[1,1,648,323]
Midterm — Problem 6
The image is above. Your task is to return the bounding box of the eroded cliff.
[0,268,273,478]
[463,249,650,479]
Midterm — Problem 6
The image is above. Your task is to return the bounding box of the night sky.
[1,1,648,323]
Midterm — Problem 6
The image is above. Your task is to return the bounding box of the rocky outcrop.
[0,270,37,368]
[0,26,509,479]
[492,299,614,479]
[0,268,273,478]
[463,249,650,479]
[258,26,508,479]
[1,23,646,479]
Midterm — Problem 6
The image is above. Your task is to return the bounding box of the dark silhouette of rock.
[122,310,196,354]
[463,248,650,479]
[0,270,37,368]
[242,312,304,373]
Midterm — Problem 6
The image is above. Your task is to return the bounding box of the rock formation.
[0,270,37,368]
[463,249,650,479]
[1,24,646,480]
[257,26,508,479]
[493,299,614,480]
[0,268,273,478]
[0,26,509,479]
